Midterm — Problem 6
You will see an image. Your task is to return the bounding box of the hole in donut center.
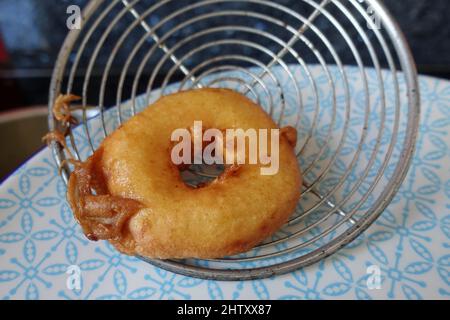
[179,164,225,188]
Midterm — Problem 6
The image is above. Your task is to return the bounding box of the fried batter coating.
[66,89,302,259]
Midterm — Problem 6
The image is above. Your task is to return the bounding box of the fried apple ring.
[67,88,302,259]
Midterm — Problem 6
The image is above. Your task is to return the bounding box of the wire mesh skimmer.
[48,0,420,280]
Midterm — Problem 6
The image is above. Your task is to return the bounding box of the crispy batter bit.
[67,156,143,245]
[45,94,144,251]
[281,126,298,148]
[53,94,81,126]
[42,130,76,161]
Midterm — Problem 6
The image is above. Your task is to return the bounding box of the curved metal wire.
[48,0,420,280]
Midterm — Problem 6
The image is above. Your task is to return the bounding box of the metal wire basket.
[48,0,420,280]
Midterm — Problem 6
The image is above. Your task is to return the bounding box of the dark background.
[0,0,449,111]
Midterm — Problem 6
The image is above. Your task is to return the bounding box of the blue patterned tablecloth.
[0,69,449,300]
